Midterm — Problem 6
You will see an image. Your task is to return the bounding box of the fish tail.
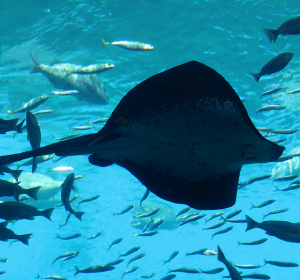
[245,215,258,231]
[7,110,13,118]
[14,194,19,202]
[102,38,110,48]
[199,268,202,274]
[30,65,41,74]
[35,273,40,278]
[9,168,22,180]
[74,266,81,276]
[25,186,41,201]
[237,241,240,247]
[248,72,261,82]
[17,233,32,245]
[263,258,267,267]
[41,208,55,221]
[30,51,40,65]
[16,119,25,133]
[262,29,278,43]
[74,210,85,221]
[217,245,227,264]
[250,203,255,209]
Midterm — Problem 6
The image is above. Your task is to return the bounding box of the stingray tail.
[248,72,261,82]
[262,29,278,43]
[0,133,99,166]
[29,51,41,74]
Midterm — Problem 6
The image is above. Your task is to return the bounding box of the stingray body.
[0,61,284,210]
[30,52,109,104]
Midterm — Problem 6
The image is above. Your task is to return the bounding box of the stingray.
[0,61,284,210]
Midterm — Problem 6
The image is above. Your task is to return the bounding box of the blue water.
[1,0,300,279]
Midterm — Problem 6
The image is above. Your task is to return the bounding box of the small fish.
[273,175,298,183]
[53,134,79,141]
[66,63,115,75]
[137,273,155,279]
[35,274,67,280]
[7,95,50,117]
[180,213,199,221]
[135,208,160,218]
[127,253,146,267]
[149,219,164,230]
[224,210,242,219]
[205,211,225,224]
[140,189,150,205]
[221,218,246,223]
[217,246,243,280]
[260,87,282,98]
[239,175,272,188]
[175,207,191,218]
[55,233,81,240]
[272,138,287,144]
[245,215,300,243]
[203,221,226,230]
[256,127,274,132]
[263,16,300,43]
[105,259,124,266]
[135,231,158,237]
[33,109,55,115]
[102,39,154,50]
[203,250,218,255]
[250,199,275,209]
[249,53,293,82]
[239,273,270,279]
[89,118,109,124]
[84,232,102,239]
[78,195,100,206]
[168,267,199,274]
[255,105,287,114]
[263,208,288,219]
[275,154,295,162]
[237,238,268,247]
[61,173,84,221]
[177,214,206,227]
[272,129,298,135]
[17,155,54,169]
[263,259,298,267]
[119,246,140,257]
[233,264,261,269]
[286,88,300,94]
[113,204,135,215]
[108,237,123,250]
[160,275,176,280]
[185,248,208,256]
[60,253,79,267]
[262,133,277,138]
[49,166,74,172]
[0,272,4,275]
[0,258,8,263]
[199,267,224,274]
[71,125,94,130]
[0,221,32,245]
[51,90,79,95]
[74,265,115,276]
[121,266,139,280]
[58,212,72,229]
[211,226,233,239]
[142,220,154,232]
[0,202,54,221]
[275,184,300,192]
[52,251,80,265]
[162,251,179,265]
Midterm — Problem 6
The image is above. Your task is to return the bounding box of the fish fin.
[14,195,19,202]
[32,157,37,173]
[217,246,226,263]
[118,158,241,210]
[250,203,255,209]
[88,154,114,167]
[25,186,41,201]
[30,51,40,65]
[4,118,19,130]
[18,233,32,245]
[8,168,22,181]
[102,38,110,48]
[35,273,40,278]
[7,110,13,118]
[262,29,278,43]
[248,72,261,82]
[263,258,267,267]
[245,215,258,231]
[42,208,55,221]
[74,211,84,221]
[16,119,25,133]
[30,65,41,74]
[74,266,81,276]
[0,221,8,227]
[237,241,240,247]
